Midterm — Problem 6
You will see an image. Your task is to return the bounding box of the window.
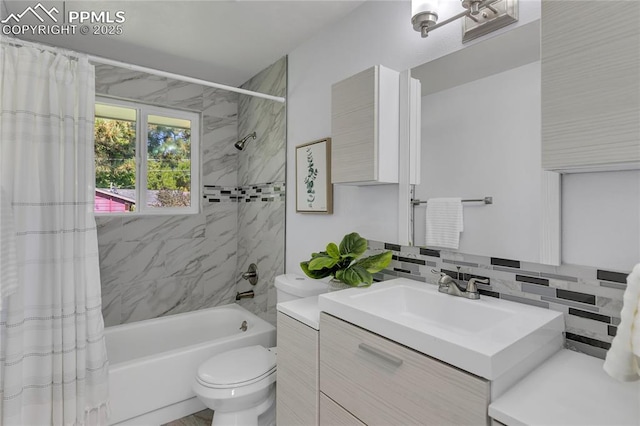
[94,98,200,214]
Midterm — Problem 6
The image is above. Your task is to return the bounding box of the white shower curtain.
[0,44,109,425]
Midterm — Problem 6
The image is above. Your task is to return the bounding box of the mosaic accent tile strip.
[203,185,239,202]
[238,182,286,202]
[368,239,630,360]
[202,182,285,203]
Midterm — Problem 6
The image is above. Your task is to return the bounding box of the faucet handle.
[432,269,455,287]
[431,269,450,279]
[467,277,488,293]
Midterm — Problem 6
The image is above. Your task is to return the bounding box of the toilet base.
[211,392,275,426]
[257,397,276,426]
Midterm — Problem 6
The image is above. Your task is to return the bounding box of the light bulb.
[412,0,439,19]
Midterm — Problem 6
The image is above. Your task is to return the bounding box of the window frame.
[94,97,200,216]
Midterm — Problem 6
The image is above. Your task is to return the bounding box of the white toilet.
[193,274,328,426]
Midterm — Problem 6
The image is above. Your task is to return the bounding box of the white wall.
[0,0,9,30]
[414,61,541,262]
[286,0,541,272]
[563,171,640,271]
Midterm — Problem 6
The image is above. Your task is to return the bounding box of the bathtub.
[105,304,276,425]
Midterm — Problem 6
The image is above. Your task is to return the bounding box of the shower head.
[234,132,257,151]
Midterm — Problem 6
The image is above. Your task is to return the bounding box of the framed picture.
[296,138,333,214]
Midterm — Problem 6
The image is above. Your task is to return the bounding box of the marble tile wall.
[237,57,286,186]
[369,240,629,359]
[236,57,287,325]
[95,64,240,326]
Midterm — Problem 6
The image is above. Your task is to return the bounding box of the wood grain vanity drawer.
[320,392,365,426]
[319,313,490,426]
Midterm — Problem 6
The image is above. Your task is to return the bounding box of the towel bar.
[411,196,493,206]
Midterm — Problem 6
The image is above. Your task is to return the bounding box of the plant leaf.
[355,251,392,273]
[339,265,373,287]
[308,255,339,271]
[339,232,367,259]
[300,261,332,279]
[326,242,340,259]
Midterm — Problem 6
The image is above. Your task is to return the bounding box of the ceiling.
[4,0,367,87]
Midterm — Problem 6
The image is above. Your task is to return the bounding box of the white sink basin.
[319,278,564,381]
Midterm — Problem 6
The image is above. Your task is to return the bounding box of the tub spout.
[235,290,254,301]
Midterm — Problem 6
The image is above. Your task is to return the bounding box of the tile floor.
[163,409,213,426]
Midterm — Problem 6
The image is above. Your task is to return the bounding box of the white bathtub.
[105,304,276,425]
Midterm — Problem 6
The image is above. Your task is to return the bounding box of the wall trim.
[540,171,561,265]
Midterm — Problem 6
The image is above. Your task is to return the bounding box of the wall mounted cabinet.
[541,0,640,171]
[331,65,400,185]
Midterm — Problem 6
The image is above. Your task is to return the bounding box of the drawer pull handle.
[358,343,404,367]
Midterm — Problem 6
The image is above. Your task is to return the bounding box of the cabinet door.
[320,313,490,426]
[276,313,319,426]
[332,66,376,183]
[541,0,640,171]
[331,66,399,184]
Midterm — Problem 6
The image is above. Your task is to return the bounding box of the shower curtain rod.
[1,38,286,104]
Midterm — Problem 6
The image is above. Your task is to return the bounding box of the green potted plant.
[300,232,392,290]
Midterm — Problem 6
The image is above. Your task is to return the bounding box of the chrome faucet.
[431,269,488,300]
[235,290,255,301]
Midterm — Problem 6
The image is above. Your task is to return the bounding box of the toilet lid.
[197,345,276,388]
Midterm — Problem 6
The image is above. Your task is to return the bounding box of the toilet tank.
[275,274,328,303]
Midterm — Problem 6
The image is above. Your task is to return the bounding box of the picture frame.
[296,138,333,214]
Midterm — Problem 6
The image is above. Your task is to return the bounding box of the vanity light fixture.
[411,0,518,42]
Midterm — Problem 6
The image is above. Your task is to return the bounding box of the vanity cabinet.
[276,312,319,426]
[331,65,400,185]
[541,0,640,171]
[320,394,365,426]
[319,313,490,425]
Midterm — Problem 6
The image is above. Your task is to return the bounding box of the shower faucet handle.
[241,263,258,285]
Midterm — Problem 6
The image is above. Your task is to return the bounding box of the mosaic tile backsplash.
[368,240,629,360]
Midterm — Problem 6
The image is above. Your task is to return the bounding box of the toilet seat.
[196,345,276,389]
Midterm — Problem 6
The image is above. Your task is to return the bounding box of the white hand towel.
[603,263,640,382]
[0,186,18,310]
[425,198,463,249]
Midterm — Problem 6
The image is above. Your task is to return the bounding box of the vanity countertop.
[276,296,322,330]
[489,349,640,426]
